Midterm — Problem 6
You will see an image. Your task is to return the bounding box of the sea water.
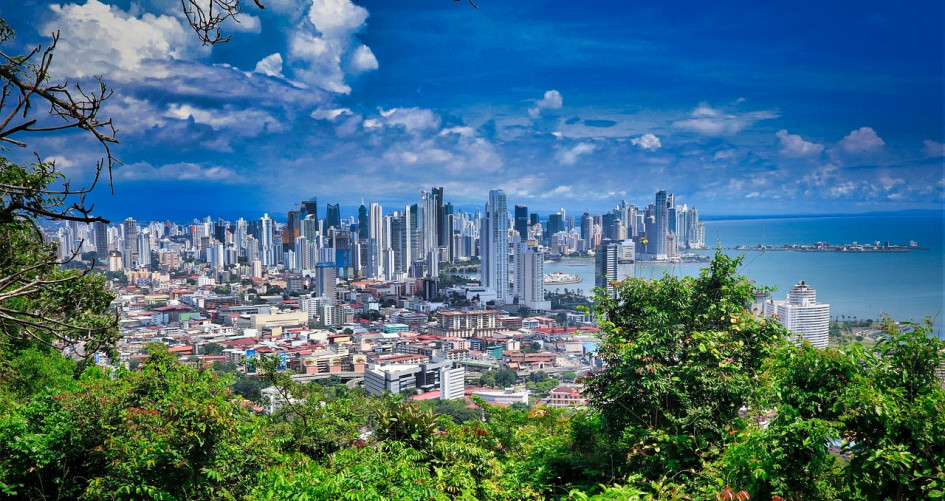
[539,214,943,332]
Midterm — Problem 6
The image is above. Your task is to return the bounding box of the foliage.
[495,368,518,387]
[201,342,225,355]
[0,346,276,499]
[585,252,785,480]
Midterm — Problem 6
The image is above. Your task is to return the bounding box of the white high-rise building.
[481,189,510,304]
[514,239,551,311]
[754,281,830,349]
[259,213,275,266]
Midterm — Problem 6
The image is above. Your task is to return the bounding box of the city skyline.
[4,0,943,221]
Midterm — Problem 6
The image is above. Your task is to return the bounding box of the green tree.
[201,342,225,356]
[585,252,785,480]
[478,370,497,387]
[0,346,276,499]
[495,369,517,388]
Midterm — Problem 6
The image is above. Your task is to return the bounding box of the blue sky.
[3,0,943,221]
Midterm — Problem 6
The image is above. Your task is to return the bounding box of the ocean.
[531,213,944,334]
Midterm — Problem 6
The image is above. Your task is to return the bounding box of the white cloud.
[118,161,239,182]
[528,90,563,118]
[228,14,261,33]
[923,140,945,158]
[878,174,905,191]
[713,150,735,161]
[373,107,441,133]
[350,45,378,72]
[829,181,857,198]
[283,0,377,93]
[776,129,824,157]
[44,0,205,79]
[312,107,353,120]
[254,53,285,78]
[672,103,778,136]
[307,0,369,37]
[556,143,596,165]
[839,127,884,154]
[439,126,477,137]
[631,133,661,151]
[165,104,285,135]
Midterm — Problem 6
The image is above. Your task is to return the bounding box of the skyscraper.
[93,220,108,259]
[259,213,275,266]
[514,238,551,311]
[357,203,369,241]
[325,203,341,230]
[595,239,635,294]
[121,217,138,270]
[655,190,668,260]
[514,205,529,239]
[300,198,318,223]
[481,189,510,304]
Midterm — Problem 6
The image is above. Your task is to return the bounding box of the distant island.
[730,241,928,252]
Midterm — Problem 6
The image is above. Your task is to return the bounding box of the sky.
[2,0,943,222]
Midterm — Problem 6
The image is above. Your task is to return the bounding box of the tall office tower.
[121,217,139,270]
[300,198,318,223]
[654,190,669,260]
[259,213,275,266]
[390,210,412,276]
[407,203,420,265]
[137,233,152,269]
[547,212,564,241]
[325,203,341,230]
[332,230,352,279]
[92,220,108,259]
[368,203,384,278]
[441,202,454,261]
[514,239,551,311]
[315,261,337,300]
[514,205,529,238]
[419,191,437,256]
[287,210,300,241]
[301,214,318,240]
[580,212,593,246]
[687,207,705,249]
[234,218,248,257]
[295,236,310,270]
[432,186,444,247]
[595,239,636,294]
[357,203,369,241]
[754,281,830,349]
[481,189,510,304]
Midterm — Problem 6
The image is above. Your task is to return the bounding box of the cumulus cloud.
[631,133,661,151]
[672,103,778,136]
[776,129,824,157]
[923,140,945,158]
[228,14,261,33]
[528,90,563,118]
[839,127,884,154]
[350,45,379,72]
[165,104,286,136]
[253,53,285,78]
[44,0,205,79]
[369,107,441,133]
[287,0,378,93]
[556,143,596,165]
